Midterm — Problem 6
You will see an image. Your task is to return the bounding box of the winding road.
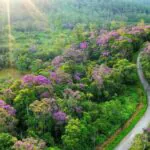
[115,53,150,150]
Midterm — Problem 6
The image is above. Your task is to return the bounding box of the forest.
[0,0,150,150]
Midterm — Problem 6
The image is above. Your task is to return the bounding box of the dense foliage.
[0,25,149,150]
[1,0,150,31]
[141,42,150,83]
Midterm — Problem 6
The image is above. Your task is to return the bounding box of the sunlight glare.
[5,0,12,51]
[23,0,48,24]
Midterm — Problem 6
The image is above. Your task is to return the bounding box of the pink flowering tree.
[128,26,145,36]
[13,137,46,150]
[96,31,120,46]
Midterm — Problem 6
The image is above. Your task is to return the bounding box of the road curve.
[115,53,150,150]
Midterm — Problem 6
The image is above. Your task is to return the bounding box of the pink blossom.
[80,42,88,49]
[51,56,64,68]
[97,31,120,46]
[128,26,145,35]
[22,75,35,85]
[108,31,120,38]
[97,35,109,46]
[64,48,86,63]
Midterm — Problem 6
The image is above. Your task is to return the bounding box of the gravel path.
[115,54,150,150]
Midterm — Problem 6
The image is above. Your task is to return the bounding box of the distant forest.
[0,0,150,32]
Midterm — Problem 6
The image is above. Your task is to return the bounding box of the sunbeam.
[5,0,12,65]
[4,0,16,65]
[6,0,11,47]
[23,0,49,24]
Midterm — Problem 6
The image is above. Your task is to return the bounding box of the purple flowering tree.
[51,56,64,68]
[79,42,88,49]
[92,64,112,86]
[97,30,120,46]
[0,100,16,115]
[64,48,86,63]
[34,75,51,85]
[64,88,81,100]
[0,100,17,133]
[22,75,36,85]
[50,71,58,82]
[128,26,145,35]
[101,51,110,57]
[22,74,50,86]
[97,35,110,46]
[50,69,72,84]
[53,111,67,125]
[74,72,81,81]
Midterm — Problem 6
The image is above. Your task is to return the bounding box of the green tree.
[113,59,137,84]
[14,88,36,119]
[0,133,17,150]
[130,134,145,150]
[62,118,89,150]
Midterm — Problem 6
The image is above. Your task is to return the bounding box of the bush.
[0,133,17,150]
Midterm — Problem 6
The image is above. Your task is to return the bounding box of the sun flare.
[5,0,12,51]
[22,0,48,23]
